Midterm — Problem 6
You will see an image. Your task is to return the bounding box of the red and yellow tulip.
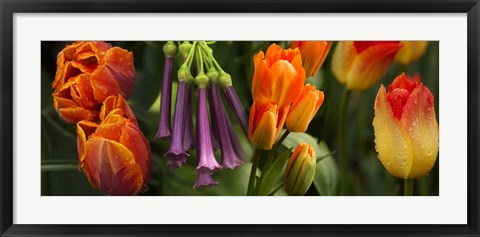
[394,41,429,65]
[249,43,306,150]
[52,41,135,124]
[373,73,438,179]
[76,95,151,195]
[285,84,324,132]
[331,41,402,90]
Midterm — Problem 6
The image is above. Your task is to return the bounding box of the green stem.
[247,149,261,196]
[42,164,78,172]
[404,179,414,196]
[268,184,283,196]
[339,88,351,196]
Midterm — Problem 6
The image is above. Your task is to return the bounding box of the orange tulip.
[248,102,289,150]
[331,41,402,90]
[394,41,429,65]
[76,96,151,195]
[52,41,135,124]
[290,41,332,77]
[373,73,438,179]
[251,43,305,109]
[285,84,324,132]
[249,43,306,149]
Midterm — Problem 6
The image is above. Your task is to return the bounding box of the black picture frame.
[1,0,479,236]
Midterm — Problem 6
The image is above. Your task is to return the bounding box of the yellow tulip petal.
[395,41,429,65]
[331,41,357,86]
[400,84,439,178]
[373,85,414,179]
[250,104,278,150]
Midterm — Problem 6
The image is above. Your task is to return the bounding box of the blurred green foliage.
[41,41,439,196]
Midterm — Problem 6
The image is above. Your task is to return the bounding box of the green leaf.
[256,149,292,196]
[313,141,339,196]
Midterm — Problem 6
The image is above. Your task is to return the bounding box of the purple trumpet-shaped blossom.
[207,87,220,150]
[164,80,189,169]
[211,84,242,169]
[155,56,174,140]
[196,88,222,174]
[194,172,218,188]
[182,86,195,152]
[224,108,248,162]
[224,86,248,136]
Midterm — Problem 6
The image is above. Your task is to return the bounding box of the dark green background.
[41,41,439,196]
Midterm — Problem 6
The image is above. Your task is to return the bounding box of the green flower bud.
[177,65,191,81]
[194,73,209,88]
[218,72,233,88]
[178,41,193,60]
[284,143,316,196]
[163,41,177,57]
[206,68,220,84]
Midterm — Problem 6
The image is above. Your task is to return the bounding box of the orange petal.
[286,84,324,132]
[249,103,278,150]
[400,84,439,179]
[57,107,97,124]
[373,85,413,179]
[99,95,137,124]
[119,121,152,186]
[83,137,143,195]
[77,120,99,164]
[268,60,304,108]
[90,65,124,102]
[103,47,135,98]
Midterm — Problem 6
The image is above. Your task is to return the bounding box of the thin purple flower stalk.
[164,80,189,169]
[196,88,222,174]
[211,84,242,169]
[207,87,220,150]
[155,56,174,140]
[182,86,195,152]
[193,172,218,188]
[224,86,248,136]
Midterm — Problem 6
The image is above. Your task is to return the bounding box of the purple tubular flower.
[211,85,242,169]
[193,172,218,188]
[207,87,220,150]
[164,80,189,169]
[155,56,174,140]
[224,86,248,136]
[182,86,195,152]
[196,88,221,174]
[224,108,248,162]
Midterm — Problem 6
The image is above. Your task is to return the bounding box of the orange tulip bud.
[285,84,324,132]
[290,41,332,77]
[373,73,438,179]
[331,41,402,90]
[76,99,151,195]
[284,143,316,196]
[52,41,135,124]
[251,43,306,109]
[394,41,429,65]
[248,102,289,150]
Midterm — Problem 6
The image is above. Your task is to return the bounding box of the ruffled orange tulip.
[285,84,324,132]
[394,41,429,65]
[331,41,402,90]
[249,43,306,149]
[76,96,151,195]
[290,41,332,77]
[373,73,438,179]
[52,41,135,124]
